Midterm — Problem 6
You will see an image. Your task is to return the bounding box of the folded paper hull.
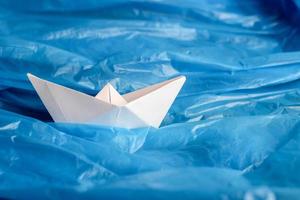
[27,74,185,128]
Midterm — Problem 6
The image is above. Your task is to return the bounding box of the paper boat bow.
[27,74,186,128]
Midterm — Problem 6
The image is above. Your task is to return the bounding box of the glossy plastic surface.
[1,0,300,199]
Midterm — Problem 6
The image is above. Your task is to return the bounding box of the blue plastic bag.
[1,0,300,199]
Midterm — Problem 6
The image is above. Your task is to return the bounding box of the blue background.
[1,0,300,199]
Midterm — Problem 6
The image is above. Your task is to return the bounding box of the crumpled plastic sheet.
[1,0,300,199]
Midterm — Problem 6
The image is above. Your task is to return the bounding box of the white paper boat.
[27,73,186,128]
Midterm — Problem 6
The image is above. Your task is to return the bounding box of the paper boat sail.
[27,73,186,128]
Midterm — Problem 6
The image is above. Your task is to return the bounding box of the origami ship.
[27,73,186,128]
